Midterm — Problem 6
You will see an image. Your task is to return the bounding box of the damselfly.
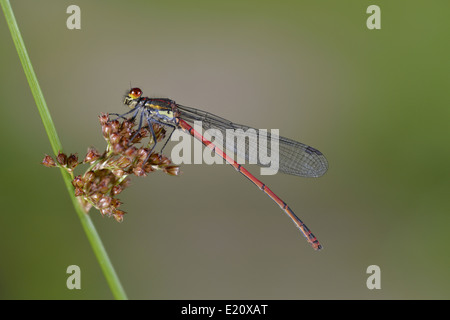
[112,88,328,250]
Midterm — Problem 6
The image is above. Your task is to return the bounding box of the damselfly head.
[129,88,142,99]
[123,87,143,108]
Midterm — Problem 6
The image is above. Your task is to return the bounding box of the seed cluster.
[42,113,180,222]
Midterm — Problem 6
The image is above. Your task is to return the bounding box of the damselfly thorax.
[124,89,179,127]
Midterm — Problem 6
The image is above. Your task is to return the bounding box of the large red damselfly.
[112,88,328,250]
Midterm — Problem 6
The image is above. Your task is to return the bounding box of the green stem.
[1,0,127,300]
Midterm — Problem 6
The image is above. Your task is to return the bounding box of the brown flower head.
[42,113,180,222]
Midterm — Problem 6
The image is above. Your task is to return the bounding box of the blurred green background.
[1,0,449,299]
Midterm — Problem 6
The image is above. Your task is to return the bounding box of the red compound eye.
[129,88,142,99]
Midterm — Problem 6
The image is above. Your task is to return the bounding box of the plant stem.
[0,0,127,300]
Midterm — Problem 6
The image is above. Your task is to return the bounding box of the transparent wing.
[176,104,328,177]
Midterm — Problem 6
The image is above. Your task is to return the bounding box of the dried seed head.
[98,177,112,194]
[164,166,181,176]
[111,185,123,195]
[143,162,155,173]
[100,207,112,217]
[112,169,124,178]
[74,187,84,196]
[137,148,149,161]
[41,155,56,167]
[56,152,67,166]
[131,129,148,143]
[122,120,134,131]
[110,120,120,133]
[72,175,84,188]
[112,143,125,154]
[91,192,101,203]
[98,195,112,209]
[109,133,121,145]
[153,124,166,142]
[99,113,109,125]
[113,210,126,223]
[116,156,131,168]
[159,155,172,166]
[84,147,101,163]
[133,166,146,176]
[124,146,137,158]
[67,154,79,170]
[44,111,180,223]
[148,153,162,165]
[102,123,112,138]
[84,171,96,182]
[110,198,122,208]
